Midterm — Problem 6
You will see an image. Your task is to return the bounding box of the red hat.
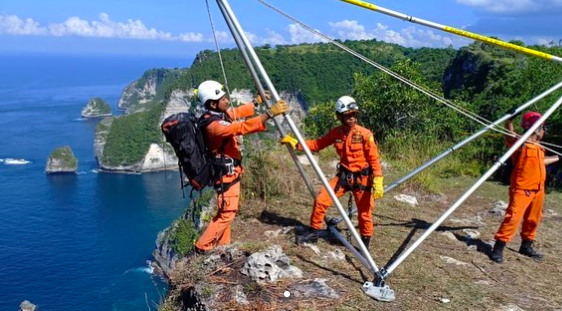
[521,111,542,130]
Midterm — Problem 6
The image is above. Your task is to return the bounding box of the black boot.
[519,240,543,260]
[490,240,506,263]
[360,235,371,251]
[297,228,320,244]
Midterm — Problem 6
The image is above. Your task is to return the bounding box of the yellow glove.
[266,100,290,118]
[372,176,384,199]
[253,91,271,105]
[280,134,298,149]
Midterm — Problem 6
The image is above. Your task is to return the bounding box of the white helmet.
[197,80,226,105]
[335,96,359,114]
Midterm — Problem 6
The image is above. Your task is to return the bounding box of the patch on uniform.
[351,133,363,144]
[219,121,231,126]
[369,135,375,144]
[334,139,344,143]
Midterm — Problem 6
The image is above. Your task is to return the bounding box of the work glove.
[280,134,298,149]
[372,176,384,199]
[253,91,271,106]
[266,100,290,118]
[506,106,522,120]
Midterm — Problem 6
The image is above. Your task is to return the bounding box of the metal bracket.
[363,281,395,302]
[363,269,395,302]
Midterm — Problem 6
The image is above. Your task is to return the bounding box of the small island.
[81,97,112,118]
[45,146,78,174]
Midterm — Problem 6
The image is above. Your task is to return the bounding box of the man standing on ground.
[281,96,383,250]
[490,111,560,263]
[194,80,290,253]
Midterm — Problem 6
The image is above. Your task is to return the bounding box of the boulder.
[45,146,78,174]
[291,278,339,299]
[20,300,36,311]
[241,245,303,283]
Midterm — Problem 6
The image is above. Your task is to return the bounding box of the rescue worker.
[490,111,560,263]
[194,80,290,253]
[281,96,383,249]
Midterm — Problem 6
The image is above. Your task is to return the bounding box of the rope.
[254,0,562,157]
[205,0,238,120]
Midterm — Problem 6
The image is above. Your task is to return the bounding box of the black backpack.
[161,112,220,191]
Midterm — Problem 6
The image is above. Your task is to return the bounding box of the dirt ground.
[165,150,562,311]
[226,163,562,311]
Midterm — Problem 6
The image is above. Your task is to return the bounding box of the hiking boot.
[297,228,320,244]
[519,240,543,260]
[360,235,371,251]
[326,217,340,227]
[490,240,506,263]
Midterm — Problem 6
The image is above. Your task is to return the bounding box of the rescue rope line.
[254,0,562,157]
[205,0,238,120]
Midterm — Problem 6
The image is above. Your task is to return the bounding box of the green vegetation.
[304,41,562,190]
[49,146,78,169]
[101,102,166,166]
[163,40,456,104]
[167,190,213,255]
[88,97,111,115]
[104,38,562,184]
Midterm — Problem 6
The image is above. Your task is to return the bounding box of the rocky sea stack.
[81,97,112,118]
[45,146,78,174]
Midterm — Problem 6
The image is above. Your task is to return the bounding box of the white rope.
[254,0,562,157]
[205,0,239,120]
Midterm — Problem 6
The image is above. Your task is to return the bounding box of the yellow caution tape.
[444,27,553,61]
[340,0,377,11]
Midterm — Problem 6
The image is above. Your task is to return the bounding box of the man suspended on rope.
[193,80,290,253]
[281,96,383,249]
[490,111,560,263]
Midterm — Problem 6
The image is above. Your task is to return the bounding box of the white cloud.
[287,24,325,44]
[329,20,466,48]
[0,13,204,42]
[0,14,47,35]
[456,0,562,14]
[47,13,174,40]
[178,32,204,42]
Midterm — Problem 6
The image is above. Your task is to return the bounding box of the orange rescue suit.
[195,103,266,251]
[298,124,382,236]
[495,141,546,243]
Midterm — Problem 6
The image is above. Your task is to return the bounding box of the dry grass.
[162,144,562,310]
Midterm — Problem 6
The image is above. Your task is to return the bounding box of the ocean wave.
[2,158,31,165]
[125,260,154,275]
[91,169,99,174]
[76,171,87,175]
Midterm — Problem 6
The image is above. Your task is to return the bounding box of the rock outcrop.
[45,146,78,174]
[20,300,36,311]
[153,194,216,277]
[81,97,112,118]
[118,68,183,114]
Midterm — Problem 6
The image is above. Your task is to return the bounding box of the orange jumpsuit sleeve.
[296,128,337,152]
[205,115,266,138]
[364,131,383,176]
[227,102,256,119]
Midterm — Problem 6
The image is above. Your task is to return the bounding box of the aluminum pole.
[332,80,562,224]
[384,92,562,277]
[219,2,317,198]
[338,0,562,64]
[216,0,381,275]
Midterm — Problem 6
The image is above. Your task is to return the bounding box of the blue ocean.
[0,53,193,310]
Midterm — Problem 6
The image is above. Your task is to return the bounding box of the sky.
[1,0,561,58]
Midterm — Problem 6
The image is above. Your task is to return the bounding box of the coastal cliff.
[95,67,307,173]
[45,146,78,174]
[81,97,112,118]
